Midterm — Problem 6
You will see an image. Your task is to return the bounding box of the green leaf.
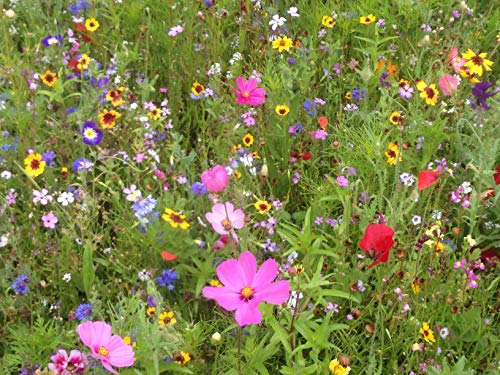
[82,243,95,298]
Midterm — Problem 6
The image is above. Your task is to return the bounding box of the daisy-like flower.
[416,81,439,105]
[162,208,190,230]
[24,153,46,177]
[81,121,103,145]
[191,82,205,96]
[272,36,293,53]
[106,88,124,107]
[360,14,376,24]
[461,49,494,77]
[42,212,58,229]
[85,18,99,32]
[158,311,177,326]
[242,133,254,147]
[98,109,121,129]
[287,7,299,18]
[419,322,436,343]
[254,199,272,214]
[41,70,58,86]
[329,358,351,375]
[389,111,405,126]
[173,352,191,366]
[148,107,161,120]
[77,53,91,71]
[206,202,245,235]
[275,105,290,116]
[322,15,336,28]
[384,143,401,165]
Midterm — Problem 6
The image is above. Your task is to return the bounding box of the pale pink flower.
[201,165,228,193]
[48,349,87,374]
[438,74,459,96]
[42,212,58,229]
[232,77,266,106]
[448,47,466,73]
[202,251,290,326]
[77,321,135,374]
[206,202,245,235]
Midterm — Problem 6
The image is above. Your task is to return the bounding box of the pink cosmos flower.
[232,77,266,106]
[438,74,459,96]
[206,202,245,235]
[77,321,135,374]
[202,251,290,326]
[201,165,228,193]
[48,349,87,374]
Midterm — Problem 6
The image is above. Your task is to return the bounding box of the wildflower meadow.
[1,0,499,374]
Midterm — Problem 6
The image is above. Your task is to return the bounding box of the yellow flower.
[329,359,351,375]
[123,336,137,347]
[461,49,494,77]
[272,36,293,53]
[419,322,436,343]
[209,279,222,287]
[191,82,205,96]
[77,53,91,71]
[389,111,405,126]
[345,91,352,100]
[148,107,161,120]
[411,281,420,294]
[275,105,290,116]
[254,199,271,214]
[106,88,124,107]
[233,170,242,180]
[159,311,177,326]
[85,18,99,32]
[146,307,156,317]
[174,352,191,366]
[322,15,336,28]
[384,142,401,165]
[162,208,190,229]
[433,240,445,255]
[360,14,376,24]
[242,133,254,147]
[24,153,46,177]
[416,81,439,105]
[98,109,121,129]
[41,70,58,87]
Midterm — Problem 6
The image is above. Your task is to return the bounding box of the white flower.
[288,290,303,309]
[287,6,300,18]
[138,269,151,281]
[0,233,9,247]
[461,181,472,194]
[269,14,286,30]
[1,170,12,179]
[57,191,75,206]
[411,215,422,226]
[123,185,142,202]
[62,273,72,282]
[33,189,53,205]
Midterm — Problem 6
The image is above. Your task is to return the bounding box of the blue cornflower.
[72,158,94,172]
[303,99,314,111]
[11,275,29,295]
[42,151,56,166]
[156,269,178,290]
[191,182,207,195]
[75,303,92,321]
[352,89,366,102]
[66,106,77,115]
[132,195,157,218]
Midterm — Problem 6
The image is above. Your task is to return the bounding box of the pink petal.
[245,78,258,92]
[234,301,262,326]
[251,258,279,289]
[235,76,246,90]
[232,87,242,96]
[206,212,228,235]
[239,251,257,285]
[254,280,290,305]
[202,286,242,311]
[107,336,135,367]
[217,259,247,289]
[231,209,245,229]
[101,360,119,375]
[78,321,112,352]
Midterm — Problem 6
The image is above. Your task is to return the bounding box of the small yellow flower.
[416,81,439,105]
[329,358,351,375]
[174,352,192,366]
[162,208,190,230]
[322,15,336,28]
[191,82,205,96]
[254,199,271,214]
[389,111,405,126]
[233,170,242,180]
[360,14,376,24]
[384,142,401,165]
[159,310,177,326]
[345,91,352,100]
[411,281,420,294]
[148,107,161,120]
[85,18,99,32]
[272,36,293,53]
[146,307,156,317]
[98,109,121,129]
[209,279,222,287]
[419,322,436,343]
[24,153,46,177]
[433,240,445,255]
[123,336,137,347]
[242,133,254,147]
[106,88,125,107]
[275,105,290,116]
[41,70,58,87]
[461,49,494,77]
[77,53,91,71]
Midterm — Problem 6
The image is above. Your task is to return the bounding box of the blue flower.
[75,303,92,321]
[11,275,29,295]
[156,269,178,290]
[132,195,157,218]
[81,121,103,146]
[72,158,94,172]
[41,35,63,46]
[191,182,207,195]
[42,151,56,166]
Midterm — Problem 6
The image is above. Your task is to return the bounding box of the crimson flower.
[417,170,440,190]
[359,224,395,268]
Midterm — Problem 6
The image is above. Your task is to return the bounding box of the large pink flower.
[202,251,290,326]
[201,165,228,193]
[206,202,245,235]
[77,321,135,374]
[438,74,459,96]
[232,77,266,106]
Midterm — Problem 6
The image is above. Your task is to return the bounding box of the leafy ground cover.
[0,0,499,374]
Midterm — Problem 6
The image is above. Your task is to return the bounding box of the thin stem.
[237,326,242,375]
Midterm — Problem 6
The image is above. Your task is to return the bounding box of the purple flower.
[75,303,93,321]
[379,72,391,87]
[337,176,349,187]
[81,121,103,145]
[132,195,157,218]
[191,182,207,195]
[11,275,29,295]
[42,150,57,166]
[42,35,63,46]
[471,81,497,110]
[156,269,178,290]
[72,158,94,172]
[399,84,414,99]
[333,63,342,75]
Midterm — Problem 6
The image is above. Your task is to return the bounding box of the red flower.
[302,152,312,161]
[359,224,395,268]
[417,170,440,190]
[494,164,500,185]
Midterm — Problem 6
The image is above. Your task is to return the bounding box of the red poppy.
[161,251,177,261]
[417,170,440,190]
[359,224,395,268]
[302,152,312,161]
[494,164,500,185]
[318,116,328,130]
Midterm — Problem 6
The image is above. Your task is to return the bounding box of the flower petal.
[217,259,247,289]
[202,286,242,311]
[253,280,290,305]
[234,301,262,326]
[106,335,135,367]
[78,321,112,352]
[251,258,279,289]
[239,251,257,285]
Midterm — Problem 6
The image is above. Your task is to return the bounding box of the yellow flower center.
[241,286,253,300]
[97,346,109,357]
[222,218,232,230]
[243,91,250,98]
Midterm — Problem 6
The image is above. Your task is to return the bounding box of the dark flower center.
[471,55,483,66]
[169,213,184,223]
[31,160,40,169]
[103,113,115,123]
[424,87,435,99]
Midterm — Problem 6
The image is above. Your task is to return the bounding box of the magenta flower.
[232,77,266,106]
[206,202,245,235]
[48,349,87,374]
[42,212,58,229]
[77,321,135,374]
[201,165,228,193]
[202,251,290,326]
